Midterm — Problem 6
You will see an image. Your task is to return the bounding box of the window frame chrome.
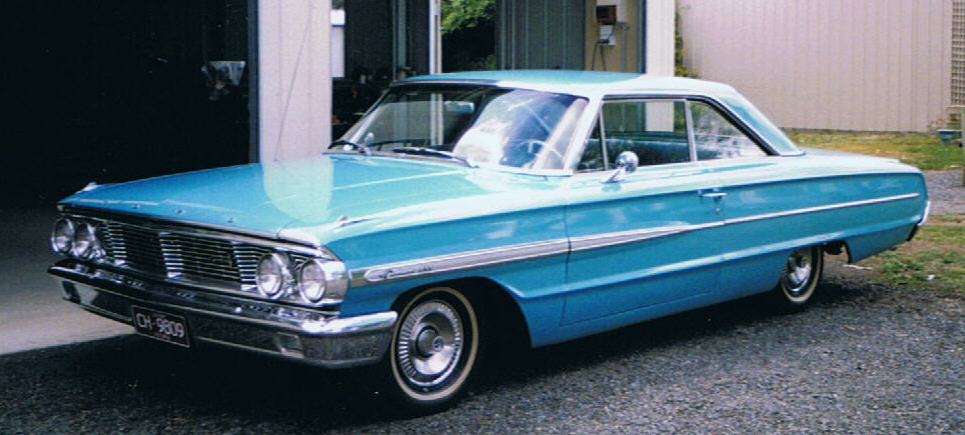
[566,93,783,175]
[368,80,795,176]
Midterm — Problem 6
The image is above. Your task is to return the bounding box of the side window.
[578,100,690,171]
[689,101,767,160]
[577,122,605,172]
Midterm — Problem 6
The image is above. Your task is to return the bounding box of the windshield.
[338,84,588,170]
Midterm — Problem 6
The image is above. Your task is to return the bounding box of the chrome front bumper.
[49,260,396,368]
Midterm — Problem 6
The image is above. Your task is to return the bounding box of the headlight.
[296,259,327,303]
[296,259,348,305]
[51,218,75,254]
[70,222,101,259]
[256,252,293,298]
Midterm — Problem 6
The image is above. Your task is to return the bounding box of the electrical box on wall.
[596,0,627,24]
[595,0,626,46]
[596,5,617,25]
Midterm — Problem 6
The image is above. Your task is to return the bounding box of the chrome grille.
[103,221,166,275]
[233,245,273,286]
[86,217,307,290]
[163,234,242,282]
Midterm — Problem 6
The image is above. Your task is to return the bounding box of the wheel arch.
[390,277,533,350]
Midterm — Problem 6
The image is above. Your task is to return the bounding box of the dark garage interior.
[6,0,251,205]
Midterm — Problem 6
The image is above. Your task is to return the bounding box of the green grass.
[930,214,965,224]
[856,223,965,292]
[787,131,963,170]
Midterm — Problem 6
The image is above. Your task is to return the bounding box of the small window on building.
[330,5,345,78]
[689,101,766,160]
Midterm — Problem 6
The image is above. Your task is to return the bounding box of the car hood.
[62,154,556,243]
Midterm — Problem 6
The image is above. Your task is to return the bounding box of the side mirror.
[602,151,639,183]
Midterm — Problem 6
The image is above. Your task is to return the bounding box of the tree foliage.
[441,0,495,35]
[674,13,696,78]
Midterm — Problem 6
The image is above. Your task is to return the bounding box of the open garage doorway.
[441,0,496,71]
[331,0,437,138]
[7,1,251,204]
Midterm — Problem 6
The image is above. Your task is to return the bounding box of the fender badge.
[363,264,433,282]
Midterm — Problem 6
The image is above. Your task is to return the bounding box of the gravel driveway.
[0,171,961,433]
[0,268,961,433]
[924,170,965,215]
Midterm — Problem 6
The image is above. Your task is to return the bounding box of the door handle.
[700,191,727,200]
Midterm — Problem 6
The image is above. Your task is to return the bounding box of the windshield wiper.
[367,138,430,149]
[391,147,476,168]
[328,139,372,156]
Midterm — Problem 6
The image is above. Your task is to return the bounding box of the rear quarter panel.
[708,152,927,300]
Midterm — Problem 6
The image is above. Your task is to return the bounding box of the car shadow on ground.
[473,275,880,388]
[0,277,884,430]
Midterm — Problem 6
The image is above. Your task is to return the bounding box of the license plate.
[131,306,191,348]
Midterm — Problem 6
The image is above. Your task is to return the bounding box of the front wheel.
[771,245,824,310]
[385,286,480,412]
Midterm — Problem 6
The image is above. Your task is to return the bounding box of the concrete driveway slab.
[0,205,129,356]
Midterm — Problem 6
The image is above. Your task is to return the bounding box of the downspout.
[637,0,647,73]
[248,0,260,162]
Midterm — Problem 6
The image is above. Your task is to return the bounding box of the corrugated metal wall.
[678,0,952,132]
[496,0,585,70]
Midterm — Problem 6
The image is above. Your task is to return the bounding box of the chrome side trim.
[350,192,921,288]
[355,239,570,285]
[569,222,723,252]
[722,193,920,226]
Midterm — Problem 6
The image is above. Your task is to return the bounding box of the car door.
[562,98,729,325]
[683,99,787,300]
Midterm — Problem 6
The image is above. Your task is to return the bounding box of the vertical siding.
[678,0,951,132]
[258,0,331,161]
[497,0,585,70]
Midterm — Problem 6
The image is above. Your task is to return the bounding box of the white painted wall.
[645,0,675,76]
[258,0,332,161]
[677,0,952,132]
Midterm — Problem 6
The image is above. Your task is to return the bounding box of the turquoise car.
[49,70,928,412]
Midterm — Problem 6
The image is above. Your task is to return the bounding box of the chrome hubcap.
[783,247,814,296]
[396,300,463,388]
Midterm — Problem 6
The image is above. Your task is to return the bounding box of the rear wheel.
[385,286,480,412]
[771,245,824,310]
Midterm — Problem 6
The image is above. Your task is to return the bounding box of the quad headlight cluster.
[256,251,347,305]
[52,215,346,307]
[51,217,104,260]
